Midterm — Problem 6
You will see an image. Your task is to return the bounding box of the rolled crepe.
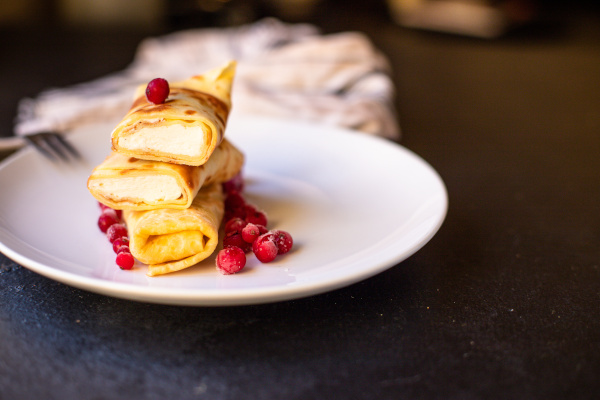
[111,61,236,166]
[123,183,224,276]
[87,138,243,211]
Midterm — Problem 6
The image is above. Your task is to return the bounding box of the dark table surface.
[1,2,600,399]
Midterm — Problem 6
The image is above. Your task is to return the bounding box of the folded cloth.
[15,18,399,140]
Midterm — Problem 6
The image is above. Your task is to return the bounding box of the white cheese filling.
[120,124,206,157]
[91,175,182,203]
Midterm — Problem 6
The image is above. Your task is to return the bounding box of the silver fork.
[24,132,81,162]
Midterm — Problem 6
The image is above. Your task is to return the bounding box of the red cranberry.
[245,207,267,227]
[271,230,293,254]
[241,223,261,244]
[116,245,130,254]
[216,246,246,275]
[99,203,122,220]
[224,206,247,222]
[98,209,119,233]
[112,237,130,253]
[222,171,244,194]
[252,231,275,247]
[106,223,128,243]
[252,233,278,263]
[256,224,268,234]
[116,250,135,270]
[225,192,245,211]
[224,217,247,234]
[145,78,170,104]
[223,231,252,253]
[243,203,257,214]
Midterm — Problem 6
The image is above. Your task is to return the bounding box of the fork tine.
[52,133,81,160]
[43,133,71,161]
[26,132,81,162]
[25,134,59,161]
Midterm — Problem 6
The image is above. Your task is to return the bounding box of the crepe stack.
[88,61,243,276]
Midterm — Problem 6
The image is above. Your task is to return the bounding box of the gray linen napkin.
[15,18,399,140]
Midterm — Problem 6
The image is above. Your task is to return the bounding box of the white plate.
[0,116,447,306]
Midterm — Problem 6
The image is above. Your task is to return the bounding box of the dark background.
[1,1,600,399]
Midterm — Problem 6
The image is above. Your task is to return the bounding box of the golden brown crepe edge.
[87,153,194,210]
[88,138,243,211]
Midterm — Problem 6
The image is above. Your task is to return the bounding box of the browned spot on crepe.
[203,95,228,119]
[136,104,170,115]
[214,113,225,126]
[130,96,148,111]
[178,88,228,115]
[179,164,200,190]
